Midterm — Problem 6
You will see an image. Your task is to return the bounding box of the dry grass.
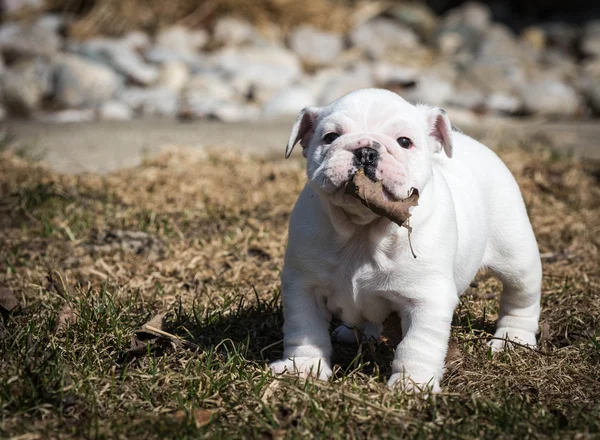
[11,0,368,37]
[0,141,599,438]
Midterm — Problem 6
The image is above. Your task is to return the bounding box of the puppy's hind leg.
[485,221,542,352]
[332,322,383,344]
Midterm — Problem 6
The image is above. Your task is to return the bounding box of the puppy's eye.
[397,137,412,149]
[323,133,340,144]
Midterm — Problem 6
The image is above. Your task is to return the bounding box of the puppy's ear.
[426,107,453,158]
[285,106,319,159]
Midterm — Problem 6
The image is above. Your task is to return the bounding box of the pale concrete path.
[3,117,599,174]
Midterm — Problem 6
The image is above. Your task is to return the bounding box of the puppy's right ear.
[285,106,319,159]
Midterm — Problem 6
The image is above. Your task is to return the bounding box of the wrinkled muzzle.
[310,136,408,203]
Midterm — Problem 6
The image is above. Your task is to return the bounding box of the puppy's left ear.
[426,107,453,158]
[285,106,320,159]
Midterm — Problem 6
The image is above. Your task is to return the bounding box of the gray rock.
[53,54,120,108]
[588,81,600,114]
[400,64,456,107]
[185,72,236,100]
[75,38,159,86]
[211,46,301,103]
[289,25,344,67]
[387,2,439,40]
[447,81,486,110]
[479,24,531,66]
[107,45,159,86]
[0,104,6,121]
[1,58,52,116]
[97,100,133,121]
[350,18,420,59]
[540,49,579,78]
[0,21,61,59]
[541,22,579,55]
[122,31,151,50]
[211,103,260,123]
[146,25,208,67]
[213,16,258,47]
[35,15,64,35]
[263,86,317,117]
[179,72,238,119]
[157,61,189,92]
[486,92,522,115]
[35,108,96,123]
[371,62,420,87]
[435,1,492,57]
[2,0,44,14]
[445,107,480,126]
[156,25,207,52]
[465,59,525,97]
[581,21,600,58]
[144,47,204,70]
[119,86,178,117]
[317,64,374,105]
[582,58,600,80]
[521,78,582,117]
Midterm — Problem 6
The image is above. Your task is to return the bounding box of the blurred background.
[1,0,599,170]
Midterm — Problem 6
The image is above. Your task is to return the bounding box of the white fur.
[269,89,541,392]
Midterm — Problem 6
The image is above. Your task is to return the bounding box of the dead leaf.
[56,304,79,331]
[0,286,18,313]
[345,168,419,228]
[141,314,166,332]
[191,409,212,429]
[445,339,464,369]
[121,314,197,360]
[172,409,212,429]
[267,429,287,440]
[539,321,551,343]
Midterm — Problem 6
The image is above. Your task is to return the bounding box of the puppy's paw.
[387,373,441,394]
[269,357,332,380]
[488,328,537,353]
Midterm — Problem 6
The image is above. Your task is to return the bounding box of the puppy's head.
[285,88,453,222]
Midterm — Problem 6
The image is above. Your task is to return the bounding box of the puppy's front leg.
[388,287,457,393]
[269,272,332,380]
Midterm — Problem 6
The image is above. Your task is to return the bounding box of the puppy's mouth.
[338,168,402,203]
[360,165,378,183]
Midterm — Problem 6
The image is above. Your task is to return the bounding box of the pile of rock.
[1,2,599,123]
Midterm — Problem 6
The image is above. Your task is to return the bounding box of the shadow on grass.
[163,291,398,379]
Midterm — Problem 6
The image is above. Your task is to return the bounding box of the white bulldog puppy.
[269,89,541,391]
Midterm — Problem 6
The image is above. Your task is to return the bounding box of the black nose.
[354,147,379,167]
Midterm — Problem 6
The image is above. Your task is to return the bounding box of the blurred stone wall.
[0,0,599,124]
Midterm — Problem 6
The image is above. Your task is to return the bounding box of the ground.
[0,141,599,439]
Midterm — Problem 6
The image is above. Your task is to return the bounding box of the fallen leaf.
[445,339,464,369]
[172,409,212,429]
[56,304,79,331]
[345,168,419,229]
[172,410,187,424]
[539,321,551,343]
[267,429,287,440]
[0,286,18,313]
[121,314,196,361]
[141,314,166,332]
[191,409,212,429]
